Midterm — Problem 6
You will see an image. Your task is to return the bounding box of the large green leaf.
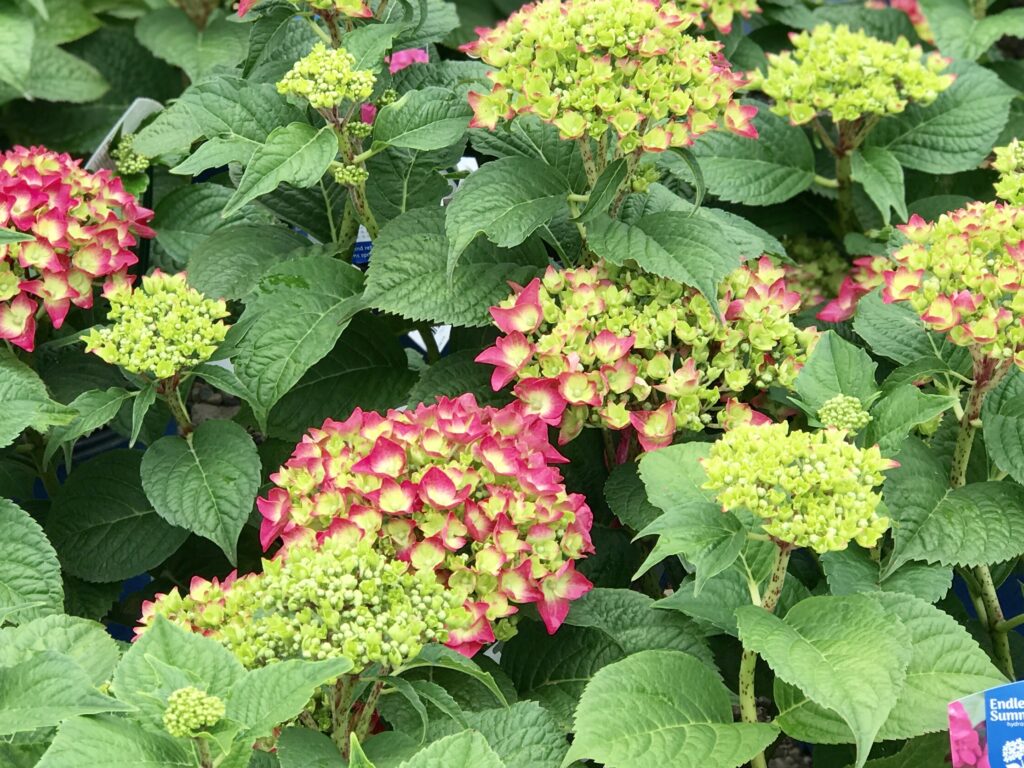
[0,11,34,96]
[865,385,957,455]
[187,224,310,300]
[564,650,779,768]
[983,367,1024,486]
[141,420,261,563]
[47,451,189,582]
[857,733,951,767]
[0,348,76,449]
[736,595,913,767]
[794,330,878,416]
[341,22,403,73]
[0,498,63,625]
[920,0,1024,59]
[426,702,567,768]
[0,614,119,686]
[445,156,571,274]
[821,546,951,604]
[469,116,586,191]
[406,349,509,409]
[366,141,466,224]
[10,42,107,104]
[227,658,353,739]
[587,211,743,305]
[277,727,344,768]
[637,442,714,510]
[153,184,266,267]
[399,731,504,768]
[36,715,193,768]
[692,101,814,206]
[374,87,473,151]
[366,207,546,327]
[866,60,1015,174]
[230,255,365,428]
[44,387,135,466]
[135,7,248,81]
[224,123,338,216]
[851,147,907,225]
[774,592,1005,744]
[0,652,128,735]
[604,461,662,532]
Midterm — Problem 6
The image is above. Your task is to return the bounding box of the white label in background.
[86,97,164,172]
[352,224,373,266]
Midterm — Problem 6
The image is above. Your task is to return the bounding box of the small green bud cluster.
[112,133,150,176]
[332,163,370,186]
[348,121,373,139]
[749,23,954,125]
[162,687,225,738]
[379,88,399,106]
[143,535,469,673]
[83,270,229,379]
[277,43,376,110]
[994,139,1024,205]
[817,394,871,432]
[703,423,894,553]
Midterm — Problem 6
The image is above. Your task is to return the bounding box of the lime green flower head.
[817,393,871,432]
[702,423,894,553]
[749,23,954,125]
[882,204,1024,370]
[83,270,229,380]
[277,42,376,110]
[162,687,225,738]
[140,534,469,673]
[994,139,1024,205]
[463,0,758,152]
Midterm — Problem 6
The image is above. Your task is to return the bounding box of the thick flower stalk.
[477,259,817,452]
[163,687,225,738]
[993,139,1024,205]
[254,395,594,655]
[703,423,894,553]
[83,271,229,380]
[462,0,757,154]
[817,255,888,323]
[882,204,1024,370]
[141,535,467,672]
[0,145,154,352]
[749,24,953,126]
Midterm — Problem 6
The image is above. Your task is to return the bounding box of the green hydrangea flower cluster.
[702,423,894,553]
[463,0,757,152]
[994,139,1024,204]
[141,535,468,672]
[883,204,1024,370]
[748,24,954,125]
[277,43,376,110]
[162,687,225,738]
[111,133,149,176]
[332,163,370,186]
[83,271,229,380]
[817,394,871,431]
[479,258,818,451]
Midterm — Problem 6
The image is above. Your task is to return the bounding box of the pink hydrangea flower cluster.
[817,255,888,323]
[477,259,817,452]
[0,146,154,352]
[256,395,594,655]
[882,205,1024,369]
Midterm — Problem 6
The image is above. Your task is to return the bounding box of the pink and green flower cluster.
[882,204,1024,369]
[256,395,594,655]
[681,0,761,34]
[993,139,1024,205]
[748,23,953,125]
[462,0,757,152]
[817,255,888,323]
[477,259,817,452]
[141,534,468,671]
[702,423,894,553]
[0,145,154,352]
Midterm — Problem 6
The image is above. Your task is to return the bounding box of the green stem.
[953,356,1014,679]
[162,379,194,436]
[835,151,854,236]
[338,198,359,255]
[354,680,386,741]
[997,612,1024,634]
[973,0,986,18]
[577,138,598,186]
[738,545,791,768]
[350,183,380,239]
[195,739,213,768]
[321,179,338,242]
[416,323,441,364]
[813,174,839,189]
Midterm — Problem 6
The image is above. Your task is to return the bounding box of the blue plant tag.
[950,681,1024,767]
[352,224,373,266]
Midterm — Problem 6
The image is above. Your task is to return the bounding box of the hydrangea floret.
[83,271,229,380]
[882,204,1024,370]
[0,145,154,352]
[462,0,757,152]
[817,255,888,323]
[817,394,871,431]
[163,687,225,738]
[254,395,594,655]
[748,23,953,125]
[141,535,466,671]
[277,43,376,110]
[476,258,818,451]
[680,0,760,34]
[993,139,1024,205]
[702,423,894,553]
